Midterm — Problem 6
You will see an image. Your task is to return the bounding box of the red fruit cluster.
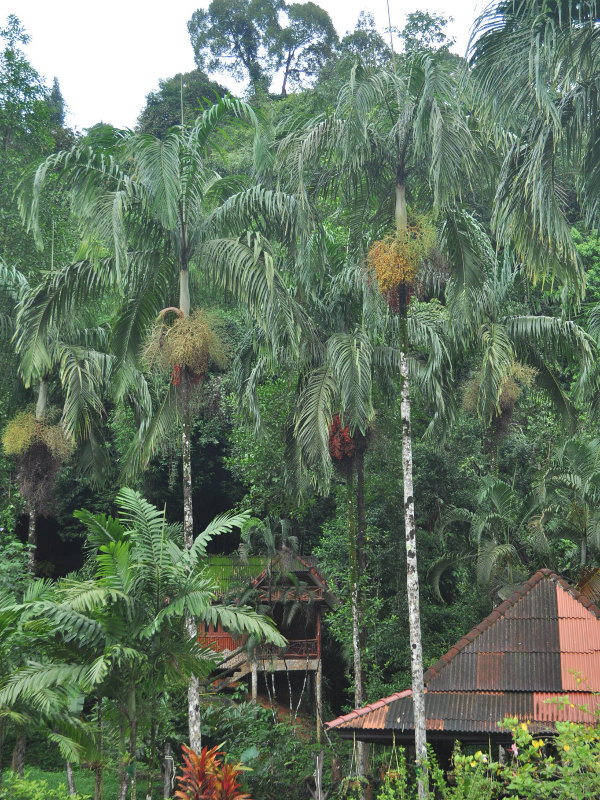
[171,364,182,386]
[175,744,251,800]
[171,365,205,386]
[328,413,355,462]
[384,285,413,314]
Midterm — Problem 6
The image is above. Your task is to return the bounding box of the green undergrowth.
[1,767,117,800]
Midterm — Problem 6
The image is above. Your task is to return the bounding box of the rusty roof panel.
[557,618,600,652]
[426,718,444,730]
[477,652,504,686]
[533,692,600,723]
[428,652,561,691]
[560,652,600,690]
[339,689,600,735]
[361,705,389,729]
[384,692,536,733]
[556,585,591,619]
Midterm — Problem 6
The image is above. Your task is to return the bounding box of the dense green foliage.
[2,2,600,798]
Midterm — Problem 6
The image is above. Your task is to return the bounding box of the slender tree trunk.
[182,408,193,552]
[581,528,588,567]
[347,470,366,785]
[129,716,137,800]
[400,351,427,797]
[395,182,407,232]
[66,761,77,797]
[179,265,203,753]
[27,377,48,575]
[355,443,370,780]
[27,503,36,574]
[356,443,367,579]
[179,267,190,318]
[0,717,5,787]
[95,698,103,800]
[118,717,126,800]
[395,176,427,797]
[35,377,48,421]
[11,728,25,776]
[146,712,156,800]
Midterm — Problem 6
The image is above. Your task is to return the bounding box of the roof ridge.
[424,569,561,685]
[326,689,412,730]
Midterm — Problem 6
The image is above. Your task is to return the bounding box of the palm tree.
[0,260,121,571]
[291,299,451,779]
[1,489,285,800]
[468,0,599,295]
[17,96,308,747]
[442,476,552,601]
[546,438,600,568]
[450,257,595,473]
[280,55,479,788]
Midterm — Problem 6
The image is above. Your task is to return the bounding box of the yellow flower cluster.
[144,309,227,375]
[367,223,435,294]
[2,411,72,460]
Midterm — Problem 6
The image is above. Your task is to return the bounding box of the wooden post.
[251,660,258,703]
[163,742,173,799]
[306,749,330,800]
[316,659,323,744]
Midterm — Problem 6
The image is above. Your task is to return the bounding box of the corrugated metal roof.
[533,692,600,723]
[427,652,562,691]
[327,571,600,739]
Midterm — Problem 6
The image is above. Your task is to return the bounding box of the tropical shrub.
[174,744,250,800]
[0,770,89,800]
[372,717,600,799]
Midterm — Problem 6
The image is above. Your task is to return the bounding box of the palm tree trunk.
[118,717,127,800]
[36,377,48,421]
[179,265,203,753]
[129,716,137,800]
[11,727,25,776]
[395,177,427,797]
[27,503,36,574]
[395,181,407,232]
[179,268,191,318]
[95,698,103,800]
[400,351,427,796]
[27,377,48,575]
[0,717,5,787]
[146,710,157,800]
[66,761,77,796]
[346,470,366,784]
[355,443,369,772]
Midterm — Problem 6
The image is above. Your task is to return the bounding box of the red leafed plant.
[174,744,251,800]
[328,414,355,462]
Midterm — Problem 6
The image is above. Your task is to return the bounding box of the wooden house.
[199,552,336,736]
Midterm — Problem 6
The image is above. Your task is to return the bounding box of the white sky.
[5,0,484,132]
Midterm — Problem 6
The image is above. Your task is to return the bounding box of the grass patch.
[1,766,166,799]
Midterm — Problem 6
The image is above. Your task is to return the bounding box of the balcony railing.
[258,638,318,659]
